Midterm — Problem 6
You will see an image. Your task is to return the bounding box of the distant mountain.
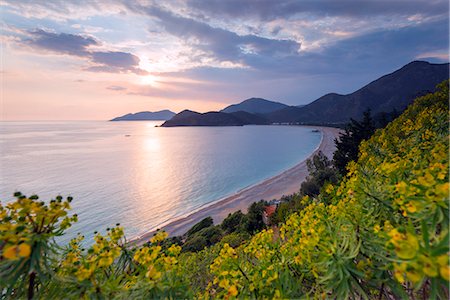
[161,110,270,127]
[110,110,175,121]
[267,61,449,124]
[221,98,288,114]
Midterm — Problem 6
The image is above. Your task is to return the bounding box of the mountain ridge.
[266,60,449,124]
[221,98,287,114]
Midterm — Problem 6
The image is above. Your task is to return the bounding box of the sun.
[139,74,159,87]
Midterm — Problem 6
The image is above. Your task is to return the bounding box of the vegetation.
[186,217,214,237]
[221,210,246,234]
[300,150,339,198]
[181,201,268,253]
[1,82,448,299]
[332,110,376,175]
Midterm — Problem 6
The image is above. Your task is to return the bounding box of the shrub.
[186,216,213,237]
[221,210,247,234]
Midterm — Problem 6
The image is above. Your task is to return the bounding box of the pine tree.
[333,109,375,175]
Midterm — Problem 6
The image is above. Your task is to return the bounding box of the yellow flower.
[75,266,92,281]
[440,265,450,281]
[150,231,168,244]
[417,172,435,187]
[146,265,162,280]
[437,254,448,266]
[228,285,238,297]
[373,224,381,233]
[406,270,422,283]
[163,256,177,265]
[3,245,18,260]
[437,182,449,197]
[97,256,113,267]
[18,243,31,257]
[420,256,438,277]
[395,181,408,193]
[167,244,181,256]
[388,229,419,259]
[219,278,229,289]
[406,202,417,213]
[394,270,405,283]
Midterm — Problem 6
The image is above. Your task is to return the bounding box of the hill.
[110,110,175,121]
[161,110,270,127]
[221,98,287,114]
[228,111,270,125]
[267,61,449,124]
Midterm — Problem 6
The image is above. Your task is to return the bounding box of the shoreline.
[132,126,341,245]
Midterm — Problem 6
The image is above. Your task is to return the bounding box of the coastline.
[132,126,341,245]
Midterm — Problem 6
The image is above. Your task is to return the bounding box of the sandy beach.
[133,126,341,245]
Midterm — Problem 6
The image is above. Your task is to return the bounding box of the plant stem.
[28,272,36,300]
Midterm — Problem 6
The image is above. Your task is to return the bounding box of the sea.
[0,121,322,244]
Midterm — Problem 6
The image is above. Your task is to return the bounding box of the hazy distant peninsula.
[110,110,175,121]
[161,110,270,127]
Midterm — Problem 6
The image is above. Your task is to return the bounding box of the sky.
[1,0,449,120]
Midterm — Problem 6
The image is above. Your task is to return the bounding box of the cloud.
[125,3,301,70]
[106,85,127,91]
[146,17,448,104]
[88,51,147,74]
[24,29,147,75]
[186,0,448,21]
[27,29,98,56]
[2,0,124,21]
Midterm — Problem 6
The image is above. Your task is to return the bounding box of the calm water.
[0,121,321,243]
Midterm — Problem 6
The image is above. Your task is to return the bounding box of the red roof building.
[262,205,277,225]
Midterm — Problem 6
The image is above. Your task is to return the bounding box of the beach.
[133,126,341,245]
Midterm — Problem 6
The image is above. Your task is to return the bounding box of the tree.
[244,200,267,234]
[221,210,247,234]
[333,109,376,175]
[300,151,339,198]
[182,235,208,252]
[186,217,213,237]
[182,226,224,252]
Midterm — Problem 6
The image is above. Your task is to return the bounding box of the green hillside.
[1,82,448,299]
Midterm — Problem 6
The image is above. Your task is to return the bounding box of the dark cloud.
[106,85,127,91]
[91,51,139,67]
[89,51,147,74]
[28,29,98,56]
[126,3,300,66]
[310,18,449,72]
[187,0,448,21]
[196,18,448,75]
[25,29,147,75]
